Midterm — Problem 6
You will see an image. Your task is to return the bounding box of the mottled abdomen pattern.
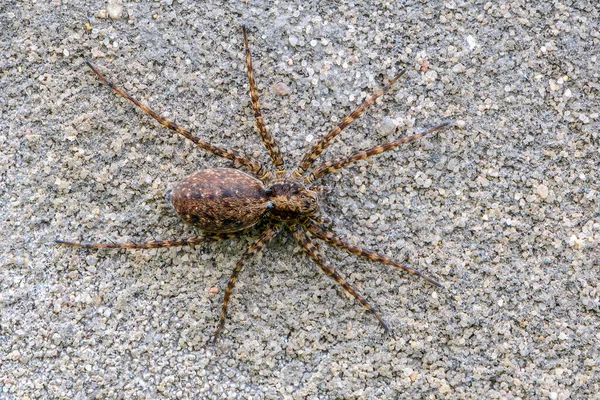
[168,168,269,233]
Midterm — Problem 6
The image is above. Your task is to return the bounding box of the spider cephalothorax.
[57,27,451,341]
[265,177,320,220]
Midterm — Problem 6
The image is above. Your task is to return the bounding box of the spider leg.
[306,121,451,183]
[55,231,238,249]
[293,70,407,177]
[291,223,391,335]
[242,27,285,173]
[309,213,333,226]
[85,61,270,180]
[304,219,443,288]
[213,223,282,342]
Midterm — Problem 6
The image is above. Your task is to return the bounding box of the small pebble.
[439,384,451,394]
[107,3,122,20]
[452,63,466,73]
[273,82,291,96]
[466,35,478,49]
[375,117,397,137]
[86,254,98,268]
[288,35,298,46]
[424,70,438,83]
[578,114,590,124]
[536,184,549,199]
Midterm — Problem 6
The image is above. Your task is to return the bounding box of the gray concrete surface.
[1,0,599,398]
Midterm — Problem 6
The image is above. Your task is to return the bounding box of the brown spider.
[57,27,451,341]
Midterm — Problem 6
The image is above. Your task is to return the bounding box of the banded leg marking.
[292,223,391,334]
[304,219,443,288]
[294,70,407,177]
[213,224,282,342]
[85,60,269,180]
[242,27,285,172]
[306,121,451,183]
[55,232,239,249]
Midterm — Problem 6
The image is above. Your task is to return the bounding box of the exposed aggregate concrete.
[1,0,598,398]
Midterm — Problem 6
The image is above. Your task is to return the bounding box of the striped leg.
[293,70,407,177]
[309,213,332,226]
[85,61,269,180]
[242,27,285,172]
[306,122,451,183]
[213,224,282,342]
[292,223,391,334]
[55,231,238,249]
[304,219,442,287]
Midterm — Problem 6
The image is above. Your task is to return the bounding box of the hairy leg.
[306,121,451,183]
[304,219,442,287]
[294,70,406,177]
[292,223,391,334]
[85,61,269,180]
[55,231,239,249]
[213,224,282,342]
[242,27,285,172]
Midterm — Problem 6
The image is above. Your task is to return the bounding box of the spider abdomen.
[167,168,269,233]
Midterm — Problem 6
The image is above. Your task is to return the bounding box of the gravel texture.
[1,0,599,399]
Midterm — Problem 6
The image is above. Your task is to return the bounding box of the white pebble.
[376,117,397,137]
[536,184,549,199]
[466,35,478,50]
[578,114,590,124]
[424,70,438,83]
[107,3,122,20]
[452,63,466,73]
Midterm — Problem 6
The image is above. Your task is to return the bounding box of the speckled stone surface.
[1,1,599,398]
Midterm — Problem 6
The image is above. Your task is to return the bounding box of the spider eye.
[311,198,316,203]
[301,194,306,199]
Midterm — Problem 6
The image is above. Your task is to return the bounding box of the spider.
[57,27,451,341]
